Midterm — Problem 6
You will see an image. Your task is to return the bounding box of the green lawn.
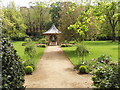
[62,41,118,65]
[12,41,45,66]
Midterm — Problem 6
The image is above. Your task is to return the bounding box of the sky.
[1,0,44,7]
[1,0,73,7]
[1,0,83,7]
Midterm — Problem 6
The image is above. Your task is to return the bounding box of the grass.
[62,41,118,65]
[12,41,45,66]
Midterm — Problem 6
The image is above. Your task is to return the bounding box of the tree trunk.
[112,26,116,42]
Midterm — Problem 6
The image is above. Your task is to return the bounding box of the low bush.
[21,43,27,46]
[61,44,72,47]
[23,59,35,70]
[38,38,48,44]
[25,66,33,74]
[25,38,32,42]
[11,33,29,41]
[97,54,112,64]
[36,44,46,48]
[92,65,120,88]
[69,41,76,44]
[79,65,88,74]
[74,62,86,70]
[61,44,66,47]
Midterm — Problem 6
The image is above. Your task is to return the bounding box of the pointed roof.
[43,24,61,35]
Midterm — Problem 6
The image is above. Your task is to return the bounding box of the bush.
[23,59,35,70]
[38,38,48,44]
[24,43,36,58]
[92,65,120,88]
[36,44,46,48]
[21,43,27,46]
[25,66,34,74]
[69,41,76,44]
[61,44,66,47]
[97,54,112,64]
[61,44,72,47]
[76,43,89,62]
[1,36,25,89]
[79,65,88,74]
[11,33,29,41]
[25,38,32,42]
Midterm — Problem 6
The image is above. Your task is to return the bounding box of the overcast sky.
[1,0,67,7]
[1,0,84,7]
[1,0,45,7]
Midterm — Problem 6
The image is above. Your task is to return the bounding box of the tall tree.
[49,2,61,27]
[58,2,82,41]
[2,2,27,39]
[93,1,119,41]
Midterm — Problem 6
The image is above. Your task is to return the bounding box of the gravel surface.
[24,46,93,88]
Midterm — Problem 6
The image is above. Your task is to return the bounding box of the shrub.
[61,44,66,47]
[24,43,36,58]
[76,43,89,62]
[36,44,46,48]
[21,43,27,46]
[61,44,72,47]
[92,65,120,88]
[25,38,32,42]
[11,33,29,41]
[97,54,112,64]
[38,38,47,44]
[25,66,33,74]
[69,41,76,44]
[23,60,35,70]
[79,65,88,74]
[1,36,25,89]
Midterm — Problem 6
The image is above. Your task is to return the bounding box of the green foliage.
[92,65,120,88]
[76,43,89,62]
[38,38,48,44]
[62,41,118,65]
[21,43,27,46]
[97,54,112,64]
[25,38,32,42]
[24,42,36,58]
[79,65,88,74]
[1,36,25,89]
[2,2,27,40]
[61,44,72,47]
[36,44,46,48]
[49,2,61,27]
[12,41,45,71]
[69,41,76,44]
[25,66,33,74]
[93,1,119,41]
[11,33,29,41]
[68,8,90,41]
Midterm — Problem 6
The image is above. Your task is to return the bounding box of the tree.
[20,1,51,38]
[58,2,82,41]
[49,2,61,27]
[2,2,27,40]
[93,1,119,42]
[68,5,91,41]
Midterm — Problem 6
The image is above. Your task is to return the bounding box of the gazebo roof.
[43,24,61,35]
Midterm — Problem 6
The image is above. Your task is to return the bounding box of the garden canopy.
[43,24,61,35]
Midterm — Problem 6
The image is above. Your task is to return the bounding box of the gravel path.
[24,46,93,88]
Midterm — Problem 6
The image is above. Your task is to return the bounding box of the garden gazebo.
[43,24,61,46]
